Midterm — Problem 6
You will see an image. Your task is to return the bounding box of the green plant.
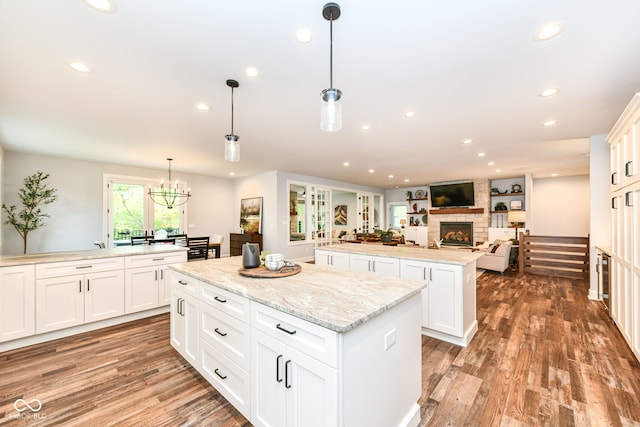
[379,229,394,242]
[2,171,58,254]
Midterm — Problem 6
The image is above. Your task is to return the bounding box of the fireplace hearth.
[440,222,473,246]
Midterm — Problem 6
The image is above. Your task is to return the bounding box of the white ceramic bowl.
[265,261,283,271]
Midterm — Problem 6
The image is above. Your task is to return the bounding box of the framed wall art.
[334,205,347,225]
[240,197,262,233]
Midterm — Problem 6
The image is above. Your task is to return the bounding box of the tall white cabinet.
[0,265,35,341]
[607,92,640,361]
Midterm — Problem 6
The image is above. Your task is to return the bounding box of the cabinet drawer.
[200,302,250,370]
[251,302,338,367]
[168,270,198,297]
[200,339,251,420]
[200,284,250,323]
[36,257,124,279]
[124,251,186,269]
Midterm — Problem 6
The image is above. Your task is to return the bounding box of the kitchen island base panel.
[422,320,478,347]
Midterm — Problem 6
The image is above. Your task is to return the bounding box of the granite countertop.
[319,243,483,266]
[0,245,188,267]
[170,257,425,333]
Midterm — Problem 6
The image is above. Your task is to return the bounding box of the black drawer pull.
[285,360,292,389]
[276,323,297,335]
[214,328,227,337]
[152,258,165,261]
[214,296,227,303]
[76,265,92,269]
[178,280,188,286]
[276,354,283,383]
[214,368,227,380]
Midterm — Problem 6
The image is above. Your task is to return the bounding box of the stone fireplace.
[440,222,474,246]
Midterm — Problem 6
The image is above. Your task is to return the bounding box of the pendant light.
[320,2,342,132]
[225,79,240,162]
[147,158,191,209]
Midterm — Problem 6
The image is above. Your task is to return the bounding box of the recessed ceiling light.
[245,67,259,78]
[404,111,415,119]
[462,139,473,145]
[404,179,410,183]
[67,61,93,73]
[539,88,559,97]
[477,152,486,157]
[228,172,235,176]
[496,169,502,173]
[368,169,375,173]
[296,29,312,44]
[533,21,566,41]
[488,161,495,166]
[361,124,370,131]
[195,102,211,111]
[543,120,558,127]
[84,0,117,13]
[551,173,558,177]
[388,174,394,178]
[343,161,350,167]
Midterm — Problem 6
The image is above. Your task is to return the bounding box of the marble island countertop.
[170,257,425,333]
[321,243,483,266]
[0,245,188,267]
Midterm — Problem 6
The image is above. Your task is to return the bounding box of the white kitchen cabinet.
[608,94,640,191]
[314,249,349,271]
[0,265,35,342]
[349,253,399,278]
[171,284,198,367]
[36,269,124,333]
[125,252,186,313]
[251,302,338,427]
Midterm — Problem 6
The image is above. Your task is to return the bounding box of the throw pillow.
[490,243,501,253]
[338,230,347,238]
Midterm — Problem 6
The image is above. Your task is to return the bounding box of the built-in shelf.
[429,208,484,215]
[490,192,524,197]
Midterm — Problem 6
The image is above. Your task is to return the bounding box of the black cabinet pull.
[214,368,227,380]
[160,270,164,280]
[626,191,633,207]
[152,258,165,262]
[285,360,292,389]
[76,265,92,269]
[612,197,617,209]
[214,328,227,337]
[625,161,633,177]
[214,296,227,303]
[178,280,188,286]
[276,323,297,335]
[276,354,283,383]
[87,279,90,291]
[79,280,82,293]
[611,172,617,185]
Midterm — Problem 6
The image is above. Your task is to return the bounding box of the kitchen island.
[169,257,425,427]
[0,245,187,350]
[315,243,482,346]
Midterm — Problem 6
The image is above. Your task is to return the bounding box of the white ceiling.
[1,1,640,188]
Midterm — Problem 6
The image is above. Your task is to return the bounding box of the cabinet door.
[370,255,399,278]
[171,287,198,366]
[315,250,349,271]
[400,260,429,327]
[252,330,287,427]
[158,264,172,306]
[36,274,84,333]
[349,254,373,274]
[124,266,159,313]
[286,346,338,427]
[0,265,35,342]
[427,263,462,337]
[84,270,125,323]
[170,289,186,355]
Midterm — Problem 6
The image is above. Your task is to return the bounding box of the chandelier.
[148,158,191,209]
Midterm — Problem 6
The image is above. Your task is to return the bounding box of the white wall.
[2,151,236,255]
[233,171,278,253]
[530,174,590,236]
[332,191,357,233]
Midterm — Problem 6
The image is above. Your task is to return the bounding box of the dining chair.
[187,236,210,261]
[209,234,224,258]
[148,238,176,245]
[131,235,152,245]
[168,233,188,246]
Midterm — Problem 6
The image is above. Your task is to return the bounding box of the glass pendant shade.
[225,134,240,162]
[320,88,342,132]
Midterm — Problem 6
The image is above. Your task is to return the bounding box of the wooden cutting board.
[238,263,301,278]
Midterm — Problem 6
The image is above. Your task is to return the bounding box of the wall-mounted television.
[430,182,475,208]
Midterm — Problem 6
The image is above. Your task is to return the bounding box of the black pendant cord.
[329,12,333,89]
[230,86,234,135]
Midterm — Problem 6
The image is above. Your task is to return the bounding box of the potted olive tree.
[2,171,57,254]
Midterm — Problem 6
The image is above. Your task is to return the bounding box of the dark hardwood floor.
[1,271,639,426]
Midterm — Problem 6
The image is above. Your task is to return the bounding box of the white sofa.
[476,240,513,274]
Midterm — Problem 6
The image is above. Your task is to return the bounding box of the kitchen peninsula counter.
[319,243,483,265]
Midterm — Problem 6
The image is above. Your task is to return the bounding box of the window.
[105,175,187,247]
